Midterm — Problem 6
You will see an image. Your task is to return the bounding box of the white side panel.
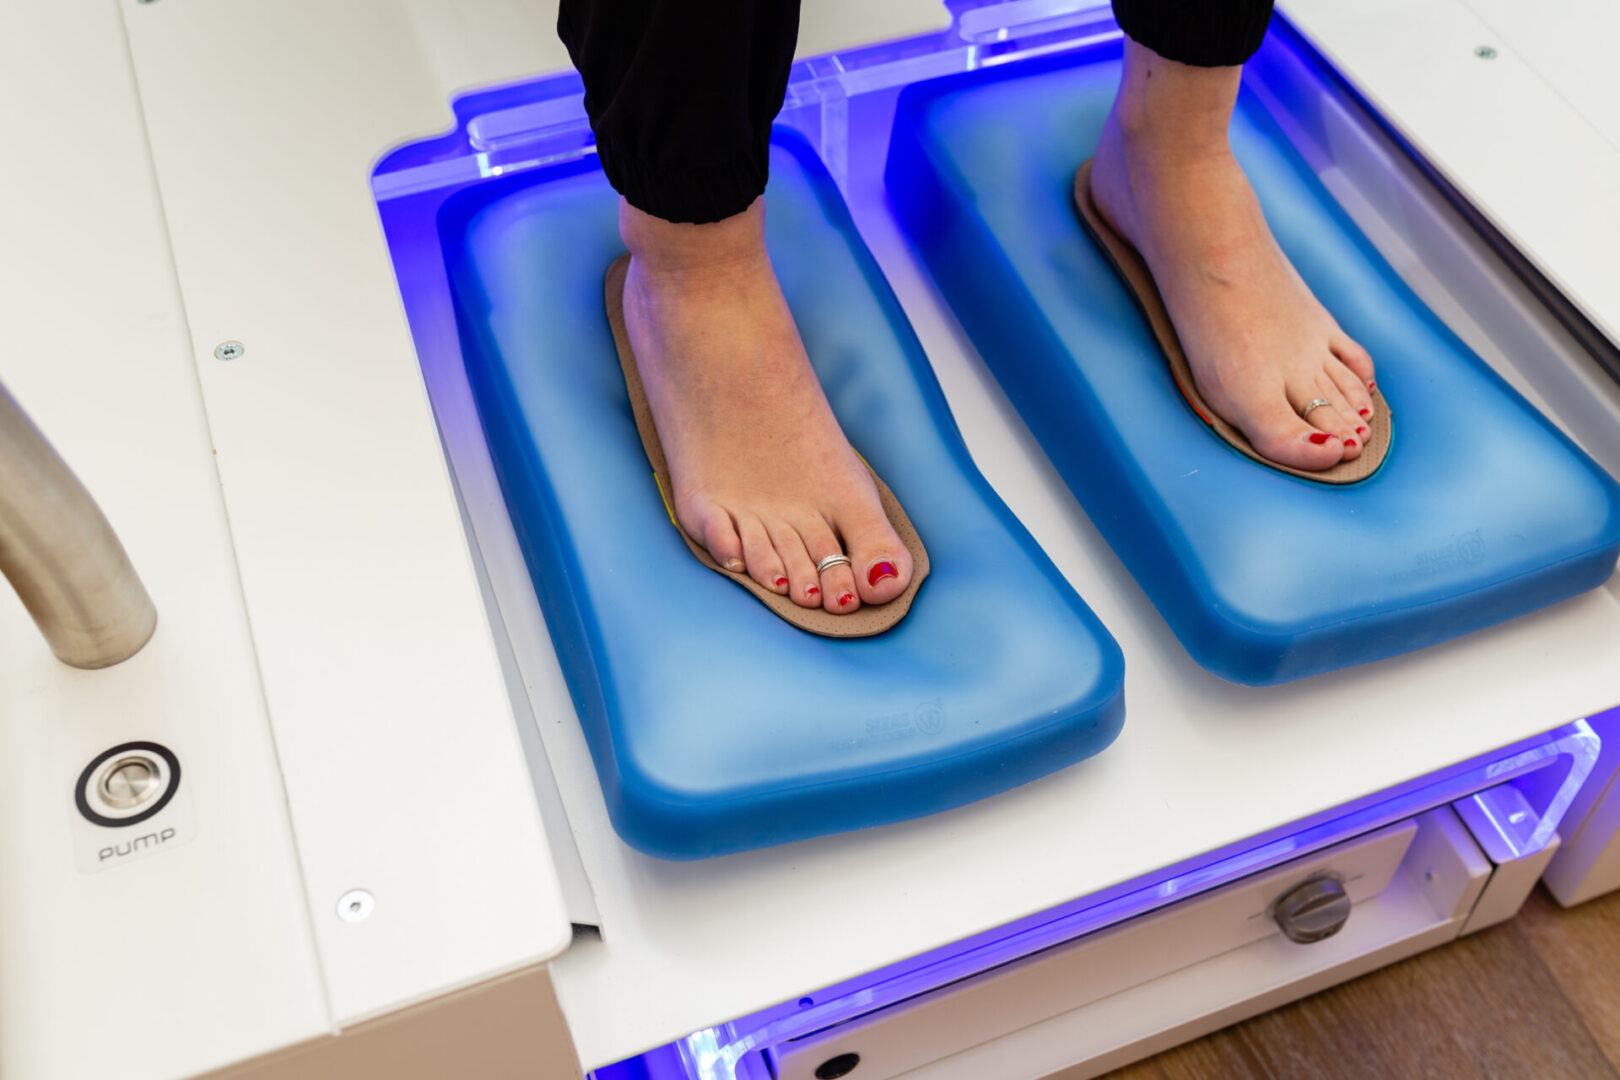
[1544,710,1620,906]
[1279,0,1620,344]
[1461,835,1559,935]
[118,0,571,1026]
[0,2,327,1077]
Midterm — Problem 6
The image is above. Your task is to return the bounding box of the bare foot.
[1089,39,1376,471]
[619,196,913,614]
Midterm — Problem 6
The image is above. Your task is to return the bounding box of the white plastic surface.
[1279,0,1620,347]
[117,0,573,1029]
[401,0,951,94]
[0,5,328,1078]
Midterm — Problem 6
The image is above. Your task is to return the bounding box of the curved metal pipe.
[0,381,157,668]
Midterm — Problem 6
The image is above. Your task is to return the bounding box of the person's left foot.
[1088,42,1377,472]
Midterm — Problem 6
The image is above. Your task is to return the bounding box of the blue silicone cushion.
[885,42,1620,686]
[440,130,1125,860]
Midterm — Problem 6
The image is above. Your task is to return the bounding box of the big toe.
[1242,396,1347,472]
[843,516,912,606]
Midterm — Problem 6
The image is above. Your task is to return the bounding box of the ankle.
[621,197,771,279]
[1108,39,1241,165]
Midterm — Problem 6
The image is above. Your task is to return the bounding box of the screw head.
[337,889,375,922]
[1474,45,1498,59]
[214,341,245,361]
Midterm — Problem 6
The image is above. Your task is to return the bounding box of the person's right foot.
[1089,40,1376,471]
[619,196,913,614]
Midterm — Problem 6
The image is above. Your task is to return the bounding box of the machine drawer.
[772,813,1483,1080]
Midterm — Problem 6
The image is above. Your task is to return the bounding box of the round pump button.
[99,757,159,808]
[75,741,181,828]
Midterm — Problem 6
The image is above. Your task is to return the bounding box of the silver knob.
[1273,874,1351,944]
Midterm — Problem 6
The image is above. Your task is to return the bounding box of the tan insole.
[604,255,929,638]
[1072,159,1391,484]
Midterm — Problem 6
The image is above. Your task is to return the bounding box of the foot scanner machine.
[8,2,1620,1077]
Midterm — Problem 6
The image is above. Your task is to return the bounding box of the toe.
[1295,374,1359,459]
[797,514,860,614]
[841,516,911,606]
[1331,333,1375,388]
[1243,394,1345,471]
[689,497,745,574]
[768,519,823,608]
[1327,356,1375,428]
[736,512,788,595]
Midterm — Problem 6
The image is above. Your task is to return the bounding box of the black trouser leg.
[1111,0,1275,67]
[558,0,802,225]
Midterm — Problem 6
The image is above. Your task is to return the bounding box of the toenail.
[1359,408,1371,418]
[1368,381,1377,391]
[868,561,898,587]
[1308,432,1334,445]
[838,592,855,607]
[1345,438,1358,449]
[805,585,820,599]
[725,557,744,572]
[773,575,788,589]
[1356,425,1368,436]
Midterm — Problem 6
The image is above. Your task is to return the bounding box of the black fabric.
[560,1,1275,223]
[558,0,802,224]
[1112,0,1275,67]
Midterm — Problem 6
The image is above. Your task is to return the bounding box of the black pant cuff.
[597,131,772,225]
[1113,0,1274,68]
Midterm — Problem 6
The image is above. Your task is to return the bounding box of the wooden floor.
[1110,885,1620,1079]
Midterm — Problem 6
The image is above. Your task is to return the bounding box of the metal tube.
[0,381,157,668]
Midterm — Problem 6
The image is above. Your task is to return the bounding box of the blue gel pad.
[441,130,1125,860]
[885,42,1620,686]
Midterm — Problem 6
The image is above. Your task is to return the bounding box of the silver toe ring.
[1300,398,1334,418]
[816,553,853,575]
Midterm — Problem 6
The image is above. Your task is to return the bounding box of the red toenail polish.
[1345,438,1358,449]
[868,561,898,587]
[1368,381,1377,391]
[774,576,788,588]
[1308,432,1333,445]
[838,592,855,607]
[805,585,820,598]
[1356,425,1368,435]
[1359,408,1371,418]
